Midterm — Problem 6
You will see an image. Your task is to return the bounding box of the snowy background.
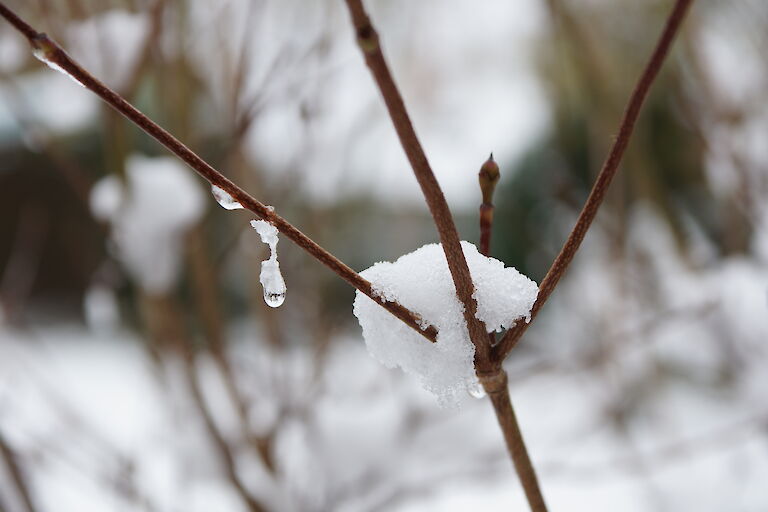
[1,0,767,511]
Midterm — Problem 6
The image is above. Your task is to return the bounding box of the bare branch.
[343,0,491,364]
[495,0,695,359]
[344,6,549,511]
[479,371,548,512]
[478,154,500,350]
[0,2,436,343]
[478,154,499,258]
[0,3,37,40]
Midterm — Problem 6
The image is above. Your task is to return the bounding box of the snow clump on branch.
[353,241,538,407]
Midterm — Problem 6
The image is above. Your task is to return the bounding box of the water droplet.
[32,48,85,88]
[259,259,286,308]
[211,185,243,210]
[264,290,286,308]
[467,381,486,399]
[251,220,286,307]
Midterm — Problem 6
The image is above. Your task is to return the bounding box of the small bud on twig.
[478,153,500,205]
[478,153,499,257]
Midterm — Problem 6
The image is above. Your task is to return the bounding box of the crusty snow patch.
[353,241,538,407]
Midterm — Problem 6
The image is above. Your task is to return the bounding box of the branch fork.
[0,1,695,511]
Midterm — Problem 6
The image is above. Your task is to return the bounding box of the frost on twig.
[353,241,538,407]
[250,219,286,308]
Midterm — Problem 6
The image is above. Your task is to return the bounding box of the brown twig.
[477,154,499,351]
[0,2,436,343]
[345,5,548,510]
[495,0,694,359]
[478,154,500,258]
[476,160,548,512]
[343,0,491,366]
[479,371,548,512]
[0,3,36,40]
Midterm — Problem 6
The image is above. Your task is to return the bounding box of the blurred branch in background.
[0,0,438,342]
[0,430,38,512]
[0,0,767,511]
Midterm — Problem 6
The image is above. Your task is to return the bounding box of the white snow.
[0,30,27,72]
[0,69,98,135]
[353,241,538,407]
[211,185,244,210]
[250,219,286,307]
[89,154,205,294]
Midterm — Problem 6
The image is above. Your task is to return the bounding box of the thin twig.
[479,371,548,512]
[0,2,436,343]
[474,156,545,507]
[495,0,694,360]
[0,3,36,39]
[478,154,500,258]
[343,0,491,365]
[477,154,499,349]
[345,5,549,510]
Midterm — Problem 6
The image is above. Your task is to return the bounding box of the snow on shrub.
[353,241,538,407]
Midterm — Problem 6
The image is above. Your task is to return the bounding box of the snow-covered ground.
[1,286,766,512]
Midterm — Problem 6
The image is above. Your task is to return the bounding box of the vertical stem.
[481,370,548,512]
[343,0,492,364]
[478,154,499,258]
[478,154,499,348]
[479,203,493,257]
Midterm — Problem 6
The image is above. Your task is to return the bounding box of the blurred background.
[1,0,767,510]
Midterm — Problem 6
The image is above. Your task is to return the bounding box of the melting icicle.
[32,48,86,88]
[211,185,243,210]
[250,219,286,307]
[467,380,486,399]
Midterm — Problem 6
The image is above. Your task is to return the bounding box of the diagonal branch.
[0,2,436,343]
[0,431,39,512]
[343,0,492,366]
[495,0,694,360]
